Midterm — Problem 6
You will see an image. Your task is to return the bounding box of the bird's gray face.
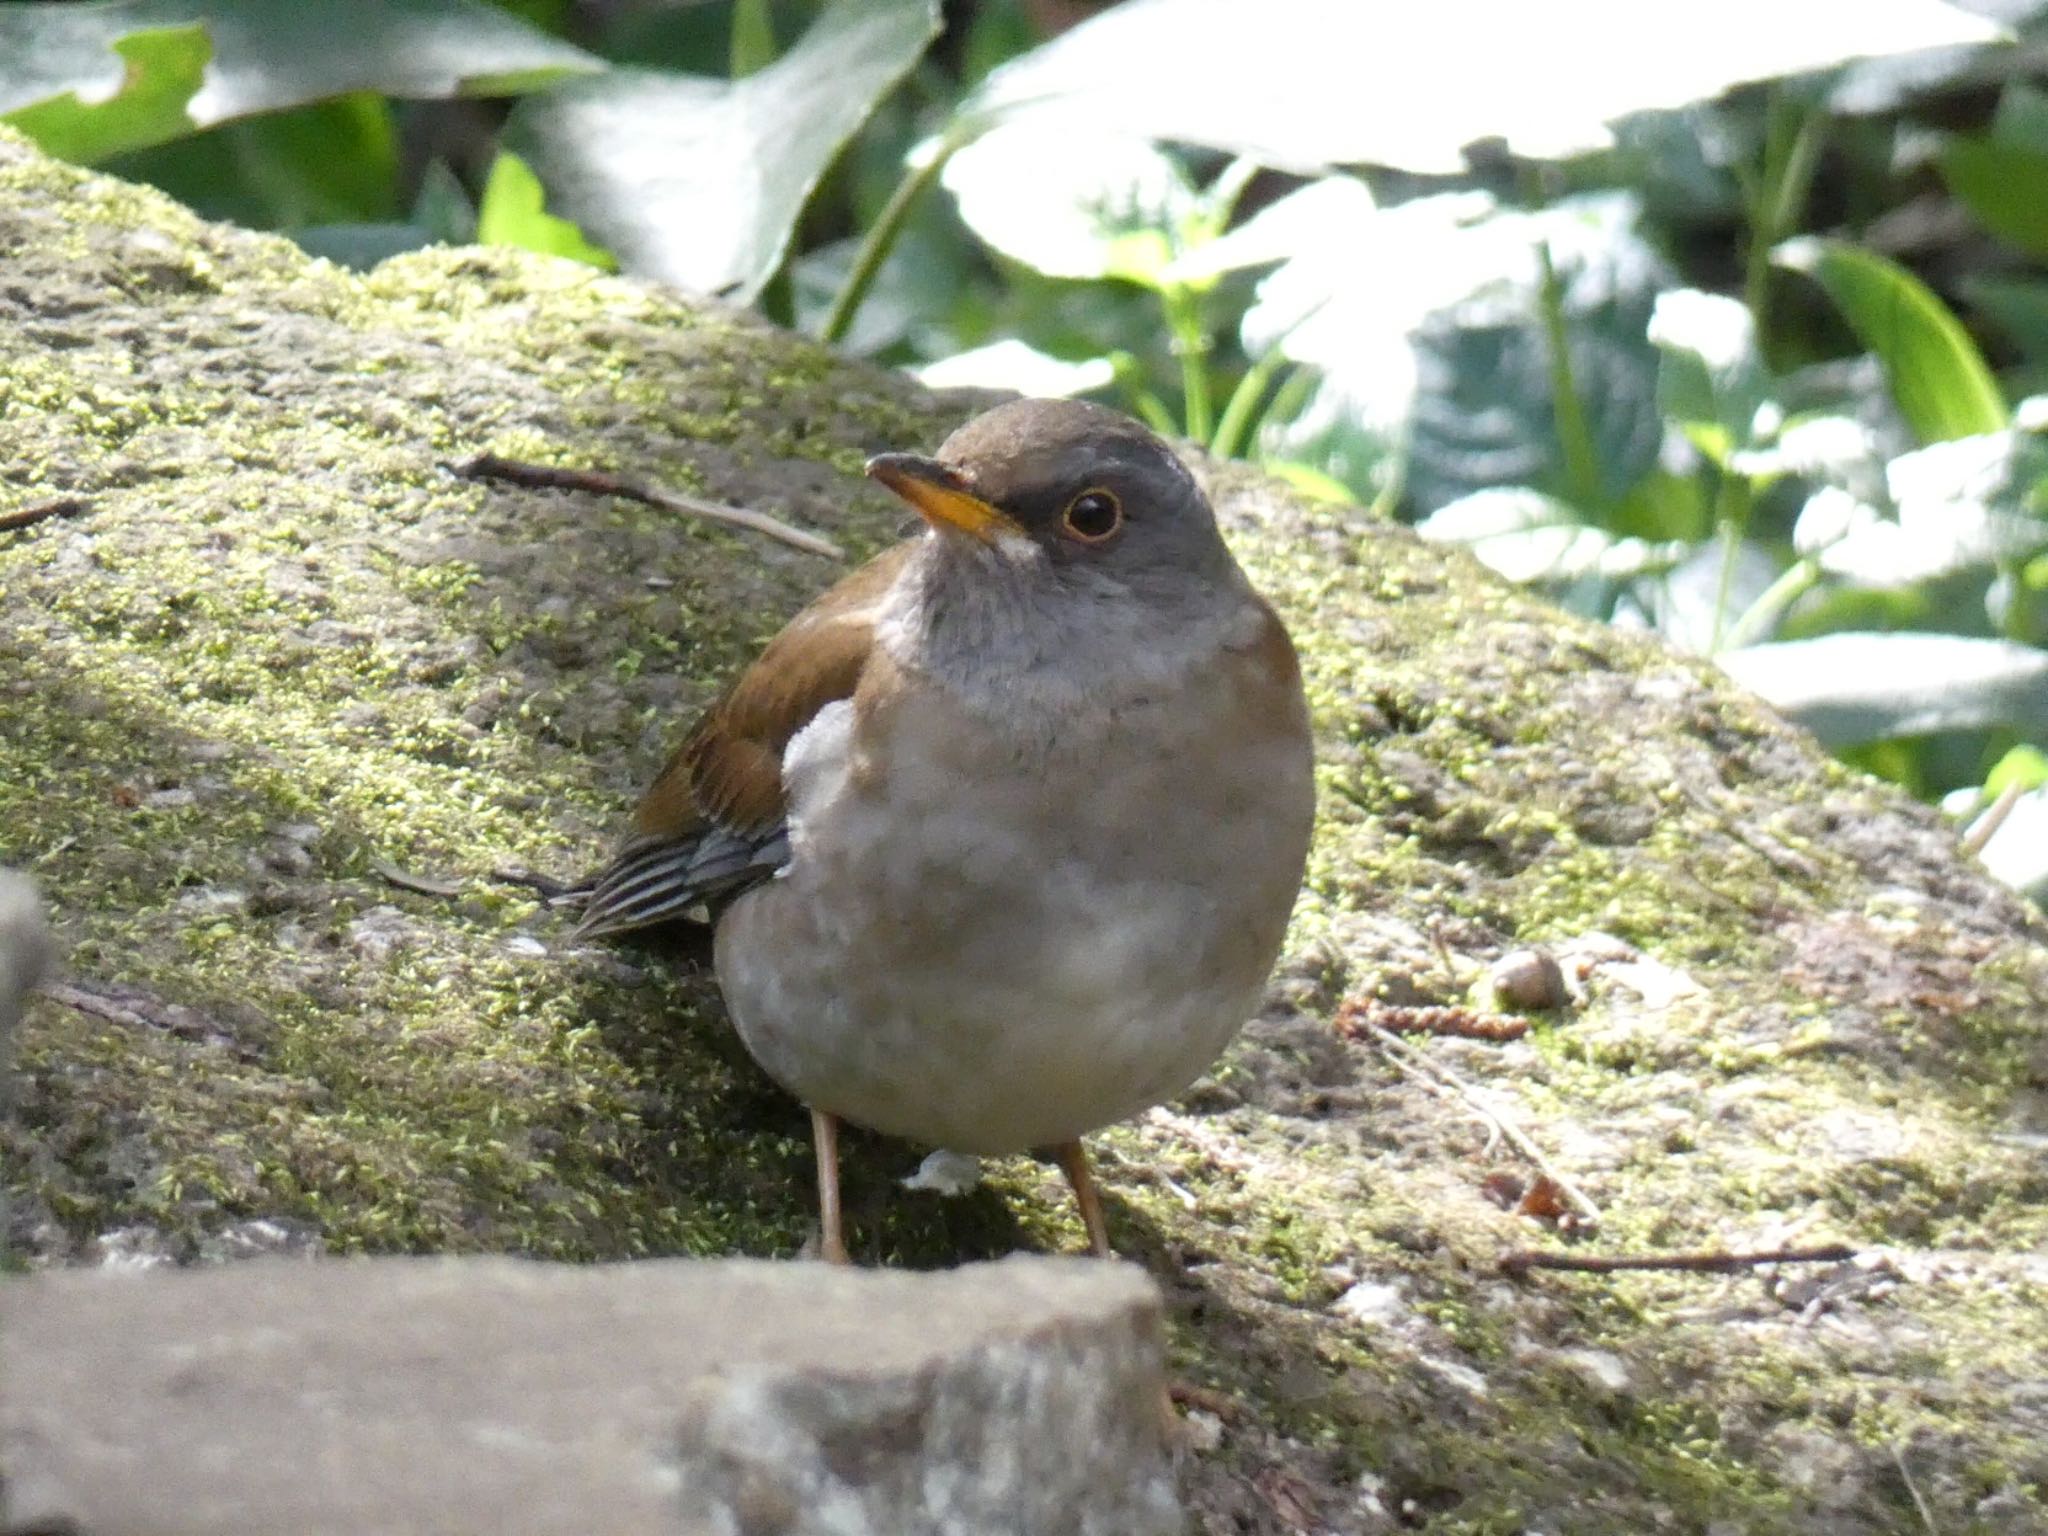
[866,398,1237,611]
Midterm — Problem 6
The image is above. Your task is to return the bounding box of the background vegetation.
[5,0,2047,900]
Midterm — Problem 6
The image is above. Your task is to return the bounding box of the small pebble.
[1489,948,1567,1011]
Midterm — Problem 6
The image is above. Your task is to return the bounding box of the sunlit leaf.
[506,0,940,301]
[940,122,1196,286]
[1648,288,1770,465]
[0,0,599,163]
[965,0,2004,174]
[1775,237,2009,443]
[1247,192,1667,513]
[1719,632,2048,745]
[1418,487,1691,584]
[914,340,1114,397]
[476,150,615,271]
[1987,741,2048,796]
[1975,785,2048,899]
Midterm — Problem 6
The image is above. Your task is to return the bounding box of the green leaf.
[3,22,210,163]
[476,151,615,271]
[1719,633,2048,747]
[1941,135,2048,259]
[1968,275,2048,364]
[0,0,599,163]
[1648,288,1771,466]
[939,122,1197,287]
[506,0,939,302]
[963,0,2003,175]
[1248,192,1668,514]
[1986,742,2048,796]
[109,93,402,229]
[1775,237,2008,444]
[1417,487,1692,584]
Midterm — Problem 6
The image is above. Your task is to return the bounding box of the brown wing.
[574,541,914,938]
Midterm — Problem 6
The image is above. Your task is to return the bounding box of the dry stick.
[369,856,464,899]
[1353,1019,1604,1228]
[1890,1443,1940,1536]
[0,496,90,534]
[454,454,845,561]
[1498,1243,1855,1278]
[1960,780,2025,859]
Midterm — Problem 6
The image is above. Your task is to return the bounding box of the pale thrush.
[576,398,1315,1260]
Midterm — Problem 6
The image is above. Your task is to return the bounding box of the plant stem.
[1537,240,1601,510]
[1163,285,1213,443]
[1724,554,1820,650]
[1109,353,1177,435]
[822,136,959,348]
[1211,348,1287,461]
[1743,92,1826,369]
[1707,471,1756,653]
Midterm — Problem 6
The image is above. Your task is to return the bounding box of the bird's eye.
[1061,489,1123,543]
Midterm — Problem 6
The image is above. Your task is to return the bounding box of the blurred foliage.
[6,0,2048,899]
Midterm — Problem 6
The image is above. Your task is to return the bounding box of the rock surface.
[2,123,2046,1534]
[2,1254,1176,1536]
[0,873,50,1133]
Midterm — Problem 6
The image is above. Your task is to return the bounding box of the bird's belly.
[713,728,1299,1152]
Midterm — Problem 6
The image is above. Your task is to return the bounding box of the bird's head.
[866,398,1234,604]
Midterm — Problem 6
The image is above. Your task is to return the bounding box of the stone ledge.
[2,1254,1177,1536]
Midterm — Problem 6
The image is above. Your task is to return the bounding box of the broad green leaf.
[0,0,599,163]
[1417,487,1691,584]
[1791,430,2048,585]
[476,151,615,271]
[1719,633,2048,746]
[506,0,939,302]
[1648,288,1771,466]
[964,0,2003,175]
[1975,785,2048,900]
[1986,742,2048,796]
[1775,238,2009,444]
[1940,134,2048,258]
[292,223,441,270]
[3,22,209,163]
[110,93,402,229]
[914,340,1114,398]
[1967,275,2048,365]
[1247,192,1667,514]
[939,122,1196,286]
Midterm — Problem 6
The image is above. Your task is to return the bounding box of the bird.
[573,398,1316,1262]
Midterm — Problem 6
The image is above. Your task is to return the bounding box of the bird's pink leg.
[811,1107,851,1264]
[1053,1139,1113,1259]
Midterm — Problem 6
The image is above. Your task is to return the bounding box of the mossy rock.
[3,125,2044,1535]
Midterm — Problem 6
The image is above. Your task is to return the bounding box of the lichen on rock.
[3,125,2045,1534]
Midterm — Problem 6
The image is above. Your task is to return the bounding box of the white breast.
[713,610,1313,1154]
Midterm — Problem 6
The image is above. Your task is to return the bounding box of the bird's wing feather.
[574,541,913,939]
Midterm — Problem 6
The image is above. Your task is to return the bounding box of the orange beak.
[866,454,1024,543]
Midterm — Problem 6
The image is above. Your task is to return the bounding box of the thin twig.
[491,866,587,904]
[1499,1243,1855,1277]
[1891,1443,1940,1536]
[42,978,259,1060]
[454,454,845,561]
[0,496,90,534]
[369,856,464,899]
[1342,1016,1602,1228]
[1960,780,2025,859]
